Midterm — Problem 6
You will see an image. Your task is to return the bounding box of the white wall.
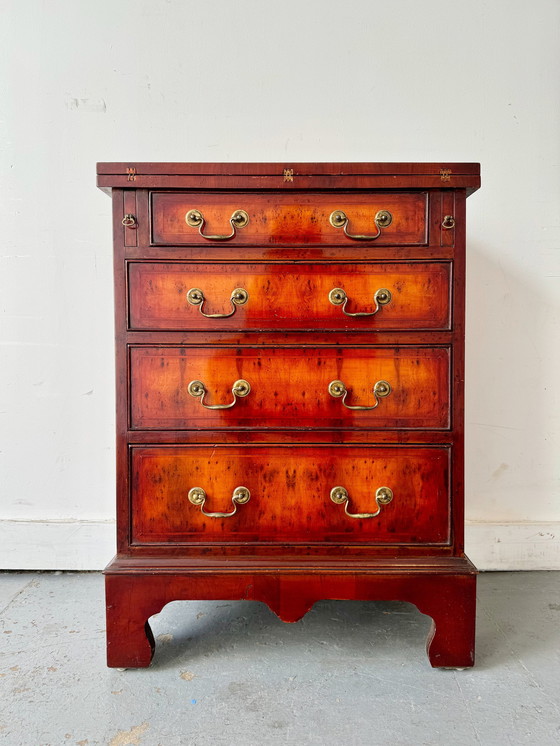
[1,0,559,570]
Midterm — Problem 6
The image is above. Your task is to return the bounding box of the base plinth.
[104,556,477,669]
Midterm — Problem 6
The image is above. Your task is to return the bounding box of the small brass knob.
[188,487,206,505]
[186,209,204,227]
[330,486,349,504]
[375,210,392,227]
[232,380,251,397]
[187,288,204,306]
[232,486,251,504]
[375,289,392,305]
[231,288,249,305]
[329,210,347,228]
[328,380,346,398]
[328,288,347,306]
[231,210,249,228]
[187,380,205,397]
[376,487,394,505]
[373,380,391,398]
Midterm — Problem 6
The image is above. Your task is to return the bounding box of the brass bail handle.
[329,287,392,317]
[122,214,137,227]
[188,486,251,518]
[328,379,391,410]
[329,209,392,241]
[330,485,394,519]
[187,287,249,318]
[187,379,251,409]
[185,209,249,240]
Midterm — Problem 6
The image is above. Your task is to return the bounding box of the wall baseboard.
[0,520,559,571]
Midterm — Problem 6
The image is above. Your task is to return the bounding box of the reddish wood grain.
[130,445,450,545]
[151,192,427,246]
[104,560,476,668]
[128,261,451,332]
[100,163,478,669]
[129,346,450,430]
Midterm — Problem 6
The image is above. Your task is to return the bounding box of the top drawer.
[151,192,428,246]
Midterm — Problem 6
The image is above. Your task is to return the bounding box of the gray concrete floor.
[0,572,559,745]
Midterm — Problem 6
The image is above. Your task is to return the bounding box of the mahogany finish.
[131,445,450,545]
[129,346,450,430]
[99,161,480,669]
[151,191,428,246]
[128,261,451,331]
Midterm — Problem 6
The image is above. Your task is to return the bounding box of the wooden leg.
[413,575,477,668]
[105,575,162,668]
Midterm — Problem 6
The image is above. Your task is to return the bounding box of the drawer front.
[128,261,451,331]
[151,192,427,246]
[131,445,450,545]
[130,346,450,430]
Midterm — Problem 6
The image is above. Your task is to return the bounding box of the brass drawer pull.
[442,214,455,229]
[187,379,251,409]
[185,209,249,240]
[187,287,249,318]
[188,486,250,518]
[328,379,391,410]
[329,209,392,241]
[330,485,393,519]
[329,287,392,317]
[122,213,137,227]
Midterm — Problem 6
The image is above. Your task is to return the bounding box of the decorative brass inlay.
[188,486,251,518]
[126,167,136,182]
[330,485,393,519]
[442,215,456,229]
[328,379,391,410]
[329,209,392,240]
[187,287,249,318]
[187,379,251,409]
[121,213,137,227]
[440,168,452,182]
[283,168,294,182]
[185,209,249,240]
[329,287,392,317]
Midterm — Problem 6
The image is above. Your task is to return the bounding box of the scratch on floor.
[108,722,149,746]
[454,674,482,744]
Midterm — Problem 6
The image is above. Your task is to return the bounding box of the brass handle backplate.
[122,213,137,227]
[330,485,393,519]
[187,287,249,318]
[329,209,392,240]
[188,486,250,518]
[185,209,249,240]
[328,379,391,410]
[188,379,251,409]
[329,287,392,317]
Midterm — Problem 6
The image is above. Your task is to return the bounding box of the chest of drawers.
[98,162,480,668]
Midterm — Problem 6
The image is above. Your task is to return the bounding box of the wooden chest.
[98,162,480,668]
